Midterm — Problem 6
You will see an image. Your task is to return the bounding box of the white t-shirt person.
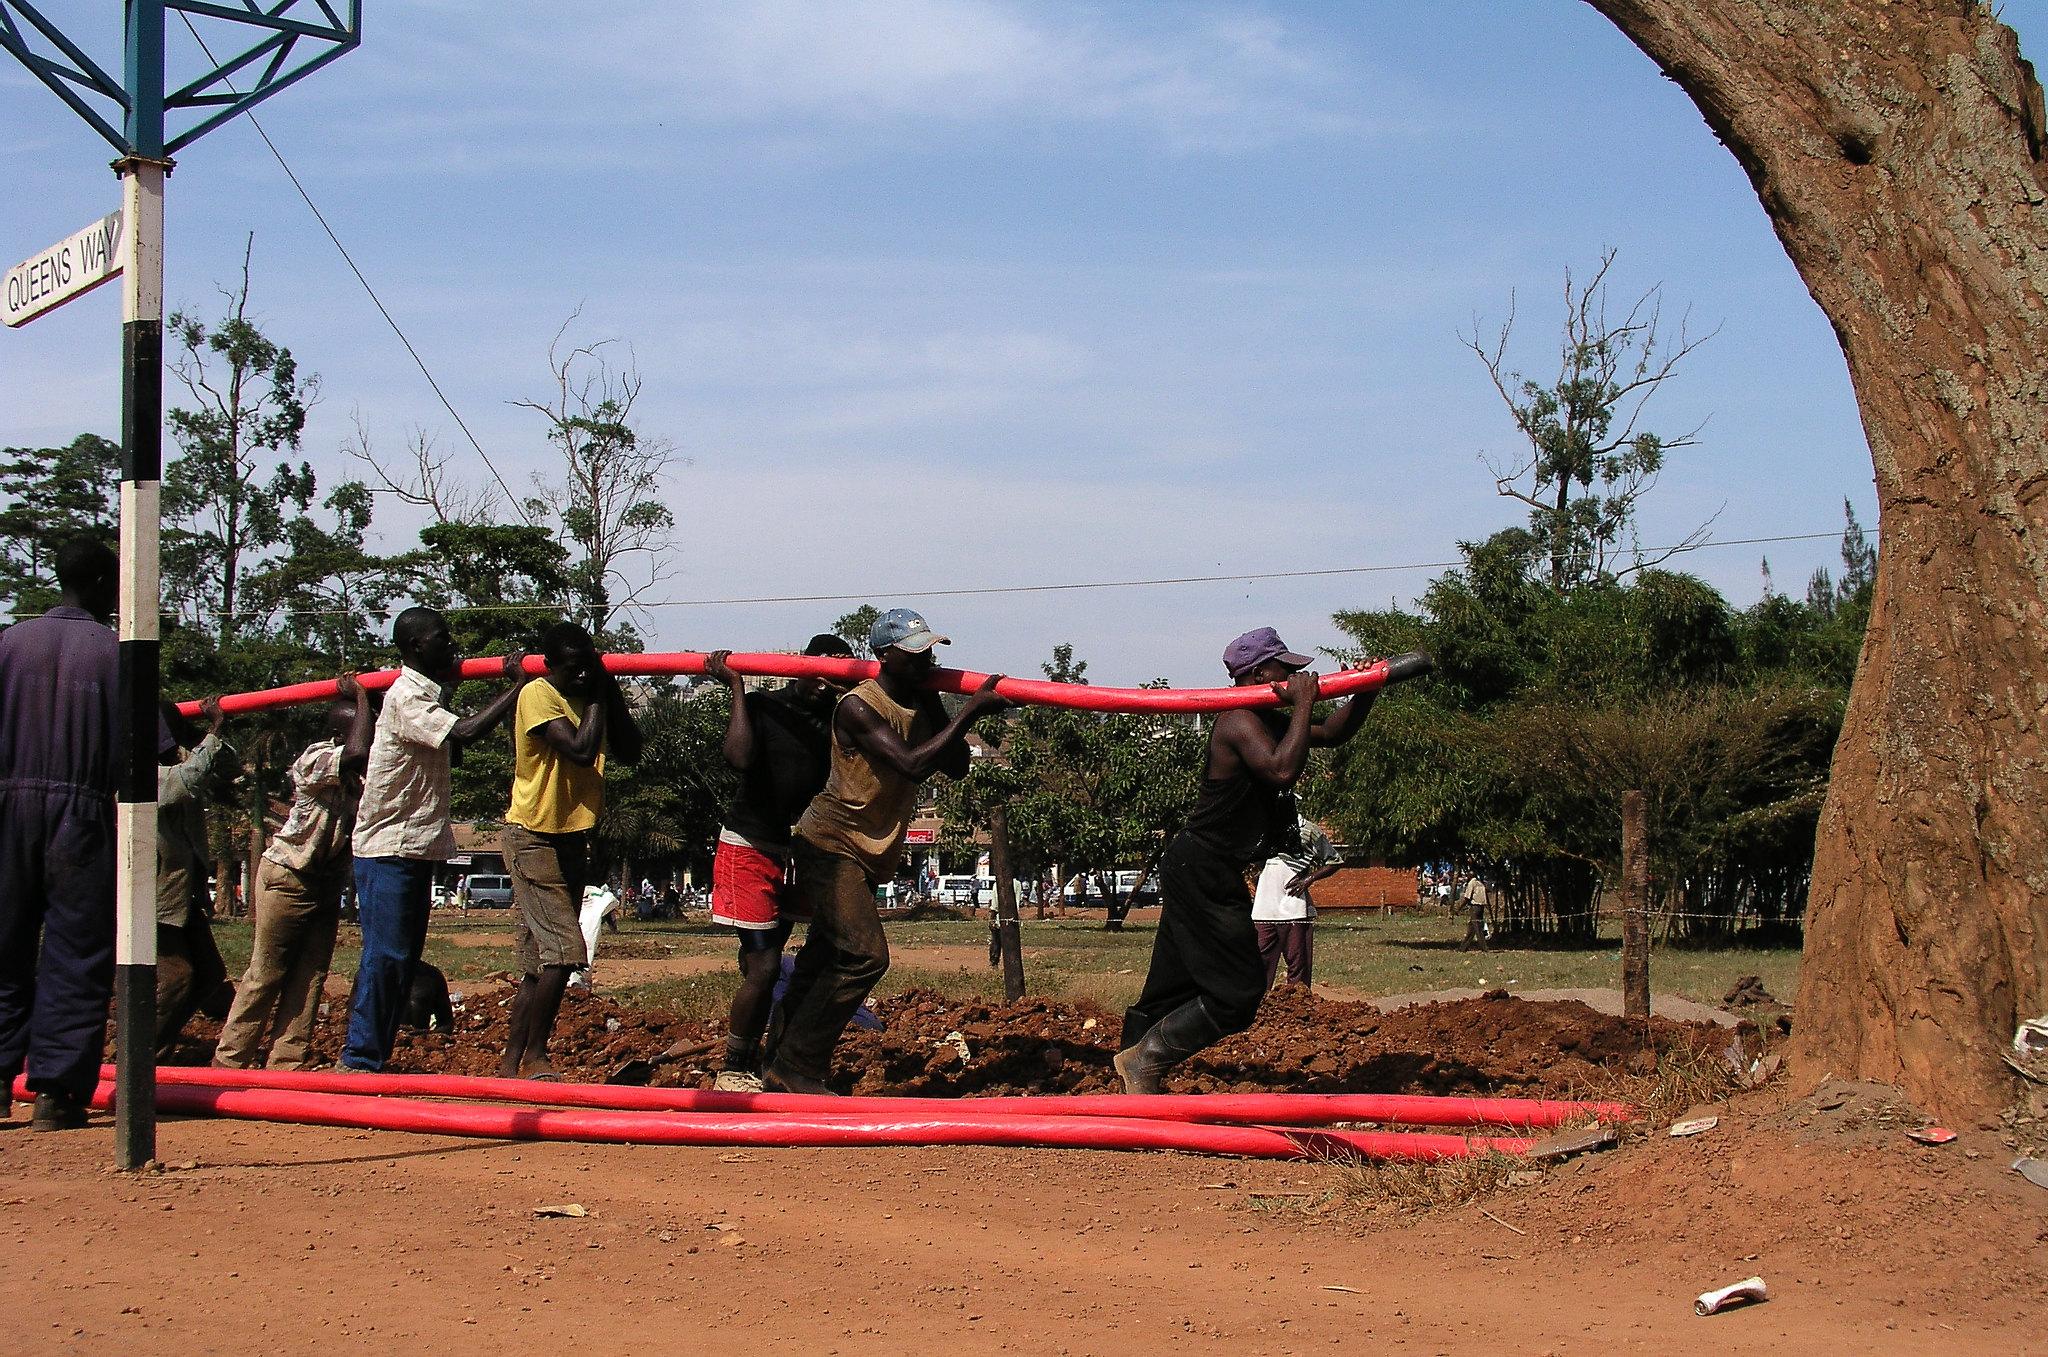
[352,665,459,862]
[1251,817,1340,922]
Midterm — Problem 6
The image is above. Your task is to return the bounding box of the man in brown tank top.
[764,608,1008,1094]
[1115,628,1416,1094]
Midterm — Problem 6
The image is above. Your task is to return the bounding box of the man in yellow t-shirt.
[497,621,642,1079]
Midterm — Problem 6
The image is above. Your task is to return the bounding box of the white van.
[937,875,995,907]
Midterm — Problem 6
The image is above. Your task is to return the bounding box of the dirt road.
[2,1079,2040,1355]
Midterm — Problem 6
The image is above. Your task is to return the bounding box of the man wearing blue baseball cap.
[765,608,1008,1094]
[1115,626,1386,1094]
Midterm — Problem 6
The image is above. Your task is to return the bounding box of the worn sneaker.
[713,1070,764,1094]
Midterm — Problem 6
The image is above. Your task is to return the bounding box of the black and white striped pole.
[112,146,167,1171]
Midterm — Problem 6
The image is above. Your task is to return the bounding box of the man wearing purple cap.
[1115,627,1387,1094]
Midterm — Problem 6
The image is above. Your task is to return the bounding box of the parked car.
[1061,871,1157,909]
[937,874,995,907]
[464,874,514,907]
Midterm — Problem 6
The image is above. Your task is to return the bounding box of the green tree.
[1320,544,1854,941]
[940,644,1207,927]
[163,240,318,646]
[0,433,120,617]
[1465,250,1715,591]
[598,685,733,881]
[240,479,412,664]
[831,604,883,659]
[514,320,680,643]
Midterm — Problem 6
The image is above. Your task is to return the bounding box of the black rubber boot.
[31,1091,88,1132]
[1113,997,1225,1095]
[760,1062,837,1096]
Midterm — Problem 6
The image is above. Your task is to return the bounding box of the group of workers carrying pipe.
[0,537,1385,1131]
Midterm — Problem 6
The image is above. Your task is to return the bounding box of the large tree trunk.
[1588,0,2048,1118]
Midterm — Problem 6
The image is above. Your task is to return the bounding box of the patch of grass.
[1307,914,1801,1006]
[1324,1147,1529,1216]
[603,969,744,1025]
[878,966,1007,1004]
[1568,1032,1751,1138]
[212,909,1801,1017]
[212,919,522,987]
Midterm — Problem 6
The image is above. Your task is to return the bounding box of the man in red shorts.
[705,634,855,1091]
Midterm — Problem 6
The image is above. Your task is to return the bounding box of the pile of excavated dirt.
[165,982,1741,1103]
[832,984,1737,1098]
[158,989,711,1084]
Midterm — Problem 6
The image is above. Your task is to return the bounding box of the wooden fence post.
[990,804,1026,1002]
[1621,789,1651,1021]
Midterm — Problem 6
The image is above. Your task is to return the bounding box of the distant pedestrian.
[213,677,372,1070]
[1460,876,1492,950]
[343,607,526,1072]
[0,539,119,1131]
[1252,815,1341,989]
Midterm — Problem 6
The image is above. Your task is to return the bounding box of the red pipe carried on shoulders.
[174,651,1432,719]
[134,1065,1629,1129]
[46,1077,1532,1161]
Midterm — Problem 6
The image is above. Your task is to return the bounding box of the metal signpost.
[0,0,359,1170]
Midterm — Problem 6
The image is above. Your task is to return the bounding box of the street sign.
[2,210,123,327]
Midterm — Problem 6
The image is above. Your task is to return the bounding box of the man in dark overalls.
[0,539,120,1130]
[1115,627,1386,1094]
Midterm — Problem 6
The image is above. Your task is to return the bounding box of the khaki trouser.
[156,921,228,1059]
[502,824,590,974]
[212,856,348,1070]
[772,841,890,1083]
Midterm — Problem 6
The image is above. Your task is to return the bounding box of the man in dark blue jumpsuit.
[0,539,120,1131]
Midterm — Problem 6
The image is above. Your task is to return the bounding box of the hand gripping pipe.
[174,651,1434,719]
[135,1066,1630,1129]
[46,1078,1532,1162]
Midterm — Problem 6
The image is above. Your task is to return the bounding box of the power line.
[173,13,533,525]
[191,530,1850,621]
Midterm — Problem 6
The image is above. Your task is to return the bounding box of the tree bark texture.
[1588,0,2048,1116]
[1620,791,1652,1022]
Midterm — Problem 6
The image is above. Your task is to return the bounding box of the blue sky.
[6,2,2041,686]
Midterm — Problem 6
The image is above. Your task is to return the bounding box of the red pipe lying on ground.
[133,1065,1630,1129]
[44,1078,1532,1161]
[176,651,1431,719]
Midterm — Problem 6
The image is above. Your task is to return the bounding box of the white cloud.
[631,0,1359,150]
[310,0,1366,167]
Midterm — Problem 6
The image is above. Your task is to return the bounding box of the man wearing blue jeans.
[342,607,525,1072]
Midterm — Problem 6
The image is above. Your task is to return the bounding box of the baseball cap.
[1224,627,1312,679]
[870,608,951,655]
